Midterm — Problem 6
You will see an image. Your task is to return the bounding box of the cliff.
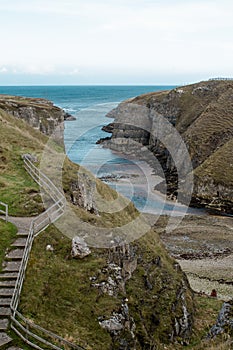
[103,80,233,214]
[0,94,66,142]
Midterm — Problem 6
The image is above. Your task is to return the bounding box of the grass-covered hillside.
[19,224,231,350]
[0,108,47,216]
[20,225,194,349]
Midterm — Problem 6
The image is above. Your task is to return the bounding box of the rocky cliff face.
[0,94,66,142]
[103,80,233,214]
[97,236,194,349]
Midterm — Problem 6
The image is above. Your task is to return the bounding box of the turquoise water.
[0,85,200,214]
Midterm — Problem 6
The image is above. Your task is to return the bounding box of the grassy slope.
[0,109,47,216]
[183,88,233,168]
[20,225,193,349]
[130,80,233,172]
[194,138,233,187]
[19,225,227,350]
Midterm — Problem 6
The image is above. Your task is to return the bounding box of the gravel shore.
[159,214,233,301]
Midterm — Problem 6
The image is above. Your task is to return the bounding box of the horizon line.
[0,83,192,87]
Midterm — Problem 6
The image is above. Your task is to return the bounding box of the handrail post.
[0,201,8,222]
[6,203,8,222]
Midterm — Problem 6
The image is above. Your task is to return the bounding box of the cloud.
[0,64,82,77]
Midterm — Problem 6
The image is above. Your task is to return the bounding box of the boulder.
[71,236,91,259]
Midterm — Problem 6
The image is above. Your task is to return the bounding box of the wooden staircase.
[0,230,28,349]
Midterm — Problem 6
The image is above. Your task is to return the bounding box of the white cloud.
[0,64,83,77]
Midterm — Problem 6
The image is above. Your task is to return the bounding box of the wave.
[63,107,78,113]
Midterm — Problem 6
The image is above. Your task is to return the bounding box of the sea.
[0,85,200,215]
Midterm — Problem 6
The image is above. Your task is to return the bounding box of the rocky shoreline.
[154,214,233,301]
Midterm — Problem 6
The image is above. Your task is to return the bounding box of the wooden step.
[0,289,14,297]
[0,307,11,316]
[0,281,15,288]
[0,273,18,280]
[16,232,28,237]
[11,238,27,248]
[3,262,21,273]
[0,319,9,331]
[6,249,24,260]
[0,332,12,347]
[0,298,11,306]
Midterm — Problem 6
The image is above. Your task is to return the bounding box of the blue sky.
[0,0,232,85]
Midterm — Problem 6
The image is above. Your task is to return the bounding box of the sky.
[0,0,232,85]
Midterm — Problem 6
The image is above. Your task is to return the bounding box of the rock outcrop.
[207,300,233,338]
[71,236,91,258]
[90,236,194,348]
[0,94,66,142]
[70,171,99,215]
[102,80,233,214]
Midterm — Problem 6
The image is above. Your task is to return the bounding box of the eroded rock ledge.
[0,94,66,142]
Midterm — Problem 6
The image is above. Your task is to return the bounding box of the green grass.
[20,226,117,350]
[0,109,47,216]
[194,138,233,187]
[20,224,231,349]
[0,218,17,270]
